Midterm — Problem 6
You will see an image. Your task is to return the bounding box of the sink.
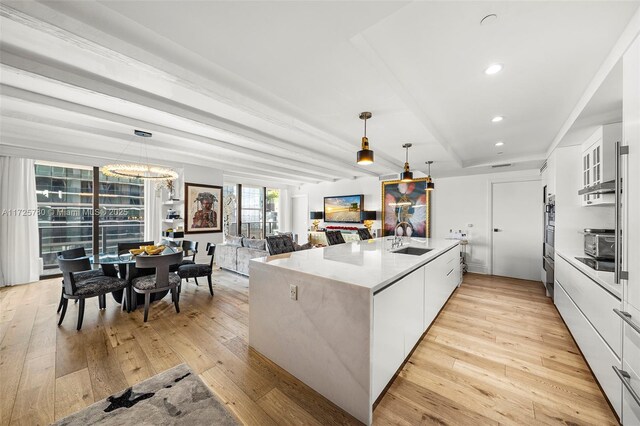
[392,247,433,256]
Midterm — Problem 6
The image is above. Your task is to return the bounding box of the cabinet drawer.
[555,282,621,416]
[622,303,640,384]
[556,255,622,356]
[621,361,640,426]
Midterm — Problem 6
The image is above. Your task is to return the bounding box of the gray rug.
[53,364,239,425]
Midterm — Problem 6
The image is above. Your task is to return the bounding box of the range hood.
[578,180,615,195]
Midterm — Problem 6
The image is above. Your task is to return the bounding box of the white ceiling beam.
[0,5,381,178]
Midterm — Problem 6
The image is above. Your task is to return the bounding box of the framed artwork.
[381,178,431,237]
[184,182,222,234]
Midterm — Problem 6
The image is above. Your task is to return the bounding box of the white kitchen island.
[249,238,461,425]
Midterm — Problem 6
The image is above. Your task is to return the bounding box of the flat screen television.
[324,194,364,223]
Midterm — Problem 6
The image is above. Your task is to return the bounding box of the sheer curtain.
[0,156,40,286]
[144,180,162,243]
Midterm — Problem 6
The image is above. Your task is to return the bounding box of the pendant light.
[400,143,413,182]
[356,112,374,165]
[425,161,435,191]
[102,130,178,180]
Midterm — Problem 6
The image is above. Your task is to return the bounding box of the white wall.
[291,168,541,274]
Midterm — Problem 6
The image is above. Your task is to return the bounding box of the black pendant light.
[357,112,374,165]
[425,161,435,191]
[400,143,413,182]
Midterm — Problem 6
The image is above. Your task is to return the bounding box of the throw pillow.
[243,238,266,251]
[294,242,313,251]
[225,235,243,246]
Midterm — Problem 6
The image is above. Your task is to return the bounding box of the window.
[223,184,239,236]
[35,162,145,276]
[98,171,145,255]
[241,186,264,239]
[266,188,280,236]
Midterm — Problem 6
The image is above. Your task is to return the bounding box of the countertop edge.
[555,250,621,300]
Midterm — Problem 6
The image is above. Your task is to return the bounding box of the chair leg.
[58,298,68,326]
[207,275,214,296]
[57,288,64,313]
[130,288,136,312]
[76,299,85,331]
[194,277,199,286]
[99,294,106,310]
[143,293,150,322]
[172,287,180,314]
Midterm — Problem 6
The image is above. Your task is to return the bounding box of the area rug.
[53,364,239,425]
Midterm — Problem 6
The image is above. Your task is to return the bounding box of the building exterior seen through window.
[35,162,144,275]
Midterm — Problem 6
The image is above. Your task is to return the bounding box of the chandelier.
[101,130,178,180]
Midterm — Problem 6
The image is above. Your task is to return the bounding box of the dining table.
[90,252,170,306]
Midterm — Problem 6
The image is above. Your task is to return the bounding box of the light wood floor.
[0,271,616,425]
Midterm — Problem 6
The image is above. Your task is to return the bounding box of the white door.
[291,195,309,244]
[492,180,542,280]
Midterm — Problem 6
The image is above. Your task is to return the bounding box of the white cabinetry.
[581,123,621,206]
[555,281,622,417]
[372,245,460,401]
[621,34,640,425]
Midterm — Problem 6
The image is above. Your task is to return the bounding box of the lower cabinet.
[555,281,622,417]
[372,268,424,400]
[372,246,460,401]
[620,303,640,425]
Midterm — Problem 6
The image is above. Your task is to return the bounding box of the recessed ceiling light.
[491,116,504,123]
[495,142,504,147]
[484,63,503,75]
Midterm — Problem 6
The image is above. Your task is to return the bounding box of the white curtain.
[144,180,162,243]
[0,157,40,286]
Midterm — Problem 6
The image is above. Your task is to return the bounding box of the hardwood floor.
[0,271,616,425]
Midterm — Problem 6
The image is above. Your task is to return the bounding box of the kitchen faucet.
[392,221,410,248]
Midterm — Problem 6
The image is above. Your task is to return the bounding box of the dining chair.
[357,228,373,240]
[325,230,346,245]
[56,247,104,313]
[266,235,296,254]
[131,251,183,322]
[57,256,128,330]
[117,241,155,279]
[170,240,199,273]
[177,243,216,296]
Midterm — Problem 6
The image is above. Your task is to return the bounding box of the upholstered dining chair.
[325,230,346,246]
[266,234,296,254]
[177,243,216,296]
[131,251,183,322]
[357,228,373,240]
[170,240,199,273]
[56,247,104,313]
[117,241,155,278]
[57,256,128,330]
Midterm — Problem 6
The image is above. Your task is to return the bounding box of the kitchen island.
[249,238,461,424]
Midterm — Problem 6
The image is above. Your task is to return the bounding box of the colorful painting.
[185,182,222,234]
[324,195,363,223]
[381,179,430,237]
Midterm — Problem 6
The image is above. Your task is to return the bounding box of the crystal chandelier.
[101,130,178,180]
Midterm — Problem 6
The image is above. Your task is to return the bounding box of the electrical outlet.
[290,284,298,301]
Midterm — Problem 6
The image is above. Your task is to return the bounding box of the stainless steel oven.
[543,195,555,299]
[583,229,615,260]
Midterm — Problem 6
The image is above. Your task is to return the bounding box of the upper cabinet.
[580,123,622,206]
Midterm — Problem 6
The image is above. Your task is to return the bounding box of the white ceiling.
[1,1,639,184]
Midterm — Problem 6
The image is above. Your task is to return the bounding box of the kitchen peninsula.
[249,238,461,424]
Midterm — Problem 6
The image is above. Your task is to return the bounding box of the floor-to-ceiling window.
[241,186,264,239]
[35,162,144,276]
[266,188,280,235]
[223,184,239,236]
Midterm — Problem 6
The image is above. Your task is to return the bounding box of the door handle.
[612,366,640,407]
[494,228,501,232]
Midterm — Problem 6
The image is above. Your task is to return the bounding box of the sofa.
[215,236,268,275]
[216,233,310,276]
